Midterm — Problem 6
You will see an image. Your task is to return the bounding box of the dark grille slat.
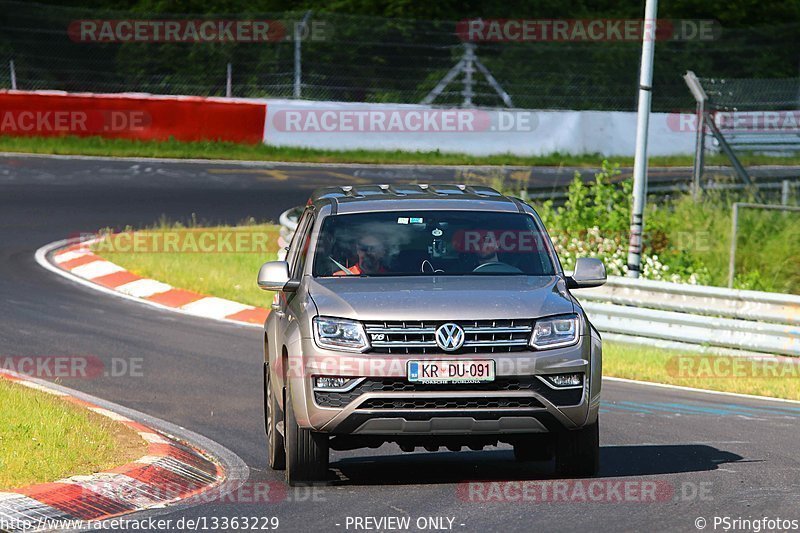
[314,376,584,408]
[358,397,544,410]
[365,319,534,355]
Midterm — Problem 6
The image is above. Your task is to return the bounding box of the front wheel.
[264,365,285,470]
[555,420,599,477]
[285,382,329,486]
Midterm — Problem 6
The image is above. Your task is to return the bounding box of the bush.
[532,162,799,293]
[535,161,708,283]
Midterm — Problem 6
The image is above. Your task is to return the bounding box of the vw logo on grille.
[435,323,465,352]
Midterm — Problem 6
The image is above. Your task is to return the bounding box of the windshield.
[312,210,556,277]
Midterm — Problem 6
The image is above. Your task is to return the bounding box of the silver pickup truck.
[258,184,605,485]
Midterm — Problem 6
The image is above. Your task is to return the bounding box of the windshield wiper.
[328,256,354,276]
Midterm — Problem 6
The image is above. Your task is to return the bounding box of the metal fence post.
[462,44,475,107]
[781,180,790,206]
[728,203,739,288]
[692,100,706,200]
[728,202,800,288]
[684,71,708,201]
[294,11,312,99]
[226,63,232,98]
[9,59,17,90]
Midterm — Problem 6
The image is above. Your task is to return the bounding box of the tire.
[285,381,329,486]
[555,420,600,477]
[513,434,554,462]
[264,365,285,470]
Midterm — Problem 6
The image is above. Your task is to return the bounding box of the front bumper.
[285,333,600,435]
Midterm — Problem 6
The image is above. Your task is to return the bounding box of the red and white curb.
[0,370,236,532]
[36,238,268,330]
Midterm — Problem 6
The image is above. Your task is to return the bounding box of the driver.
[474,231,500,266]
[334,233,388,276]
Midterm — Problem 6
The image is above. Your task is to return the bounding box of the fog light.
[314,376,360,391]
[544,373,583,388]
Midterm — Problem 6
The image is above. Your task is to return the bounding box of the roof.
[308,184,525,214]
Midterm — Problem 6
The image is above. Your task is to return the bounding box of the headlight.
[313,317,369,352]
[530,314,579,349]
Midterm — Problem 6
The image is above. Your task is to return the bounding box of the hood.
[307,275,574,322]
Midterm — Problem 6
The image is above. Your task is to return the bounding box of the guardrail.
[278,207,799,357]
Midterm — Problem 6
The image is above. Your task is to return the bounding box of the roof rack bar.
[509,197,527,213]
[386,184,405,196]
[426,184,447,196]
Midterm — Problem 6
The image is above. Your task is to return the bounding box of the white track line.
[70,259,125,279]
[180,297,252,319]
[605,376,800,405]
[116,278,172,298]
[54,249,92,263]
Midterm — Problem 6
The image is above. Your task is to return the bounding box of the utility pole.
[626,0,658,278]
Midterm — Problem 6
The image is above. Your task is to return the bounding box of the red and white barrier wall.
[261,99,696,157]
[0,90,267,144]
[0,90,710,156]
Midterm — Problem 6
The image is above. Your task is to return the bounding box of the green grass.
[4,134,800,167]
[0,379,147,490]
[648,192,800,293]
[93,223,281,308]
[604,342,800,401]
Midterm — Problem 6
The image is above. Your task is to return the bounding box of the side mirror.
[257,261,298,292]
[566,257,607,289]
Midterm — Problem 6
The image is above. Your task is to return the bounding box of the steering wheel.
[472,261,523,274]
[421,260,444,273]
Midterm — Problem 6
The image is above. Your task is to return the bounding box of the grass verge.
[605,342,800,401]
[93,222,799,401]
[4,134,800,167]
[92,223,281,308]
[0,379,147,490]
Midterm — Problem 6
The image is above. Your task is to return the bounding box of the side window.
[287,211,314,279]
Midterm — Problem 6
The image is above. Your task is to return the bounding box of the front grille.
[313,376,583,408]
[358,397,544,410]
[364,319,533,354]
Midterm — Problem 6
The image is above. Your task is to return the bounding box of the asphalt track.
[1,153,798,533]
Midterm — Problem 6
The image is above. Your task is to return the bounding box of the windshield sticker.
[410,217,424,224]
[397,217,409,224]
